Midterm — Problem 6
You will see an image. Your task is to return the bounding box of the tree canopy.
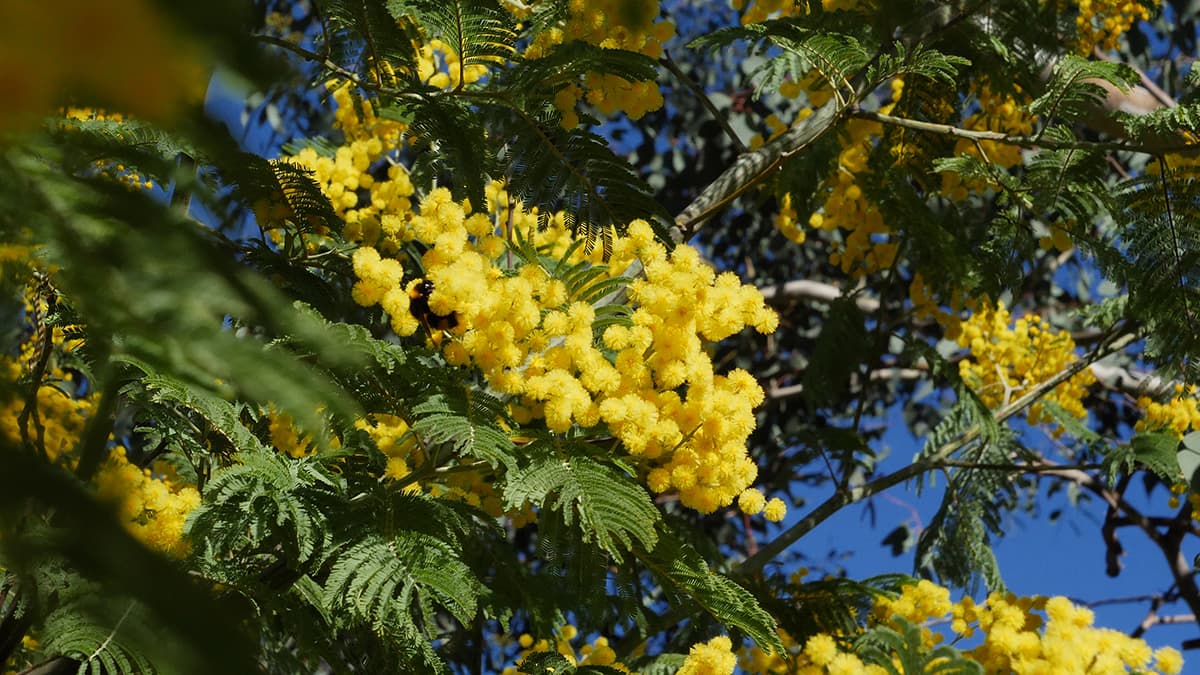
[1,0,1200,673]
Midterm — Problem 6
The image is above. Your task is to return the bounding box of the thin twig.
[739,330,1137,576]
[661,52,746,154]
[87,602,135,665]
[852,108,1200,155]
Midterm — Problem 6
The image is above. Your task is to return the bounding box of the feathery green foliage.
[505,445,660,561]
[856,616,985,675]
[1028,55,1134,126]
[410,0,517,75]
[635,531,783,654]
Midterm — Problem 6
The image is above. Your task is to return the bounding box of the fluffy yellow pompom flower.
[803,633,839,667]
[1156,646,1184,675]
[763,497,787,522]
[678,636,737,675]
[738,488,767,515]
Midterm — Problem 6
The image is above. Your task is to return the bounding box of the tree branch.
[674,100,849,236]
[740,331,1137,576]
[851,108,1200,155]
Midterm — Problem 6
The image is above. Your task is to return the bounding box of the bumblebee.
[408,279,459,333]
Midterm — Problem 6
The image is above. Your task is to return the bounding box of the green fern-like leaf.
[498,41,659,104]
[410,0,516,77]
[1028,55,1134,125]
[394,95,491,210]
[915,460,1011,593]
[914,386,1016,592]
[323,530,479,630]
[1121,103,1200,143]
[865,42,970,88]
[41,601,158,675]
[635,530,783,655]
[516,651,578,673]
[186,447,342,579]
[53,116,207,188]
[221,154,341,236]
[0,148,360,437]
[324,0,419,83]
[411,389,518,471]
[134,370,265,456]
[1102,431,1182,484]
[504,446,659,561]
[625,654,689,675]
[749,574,901,641]
[485,99,670,246]
[533,503,615,623]
[1025,127,1111,225]
[690,20,868,100]
[855,616,984,675]
[803,296,872,407]
[1110,168,1200,376]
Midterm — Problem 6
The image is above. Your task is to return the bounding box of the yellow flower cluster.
[268,408,317,458]
[0,363,94,464]
[501,628,737,675]
[1066,0,1157,52]
[1138,386,1200,522]
[739,629,888,674]
[872,578,953,648]
[0,285,199,558]
[290,83,782,518]
[417,39,491,91]
[742,580,1183,674]
[804,81,906,277]
[285,83,412,246]
[957,300,1095,426]
[514,0,673,126]
[263,9,304,45]
[949,590,1180,674]
[502,624,632,674]
[0,288,92,463]
[737,487,788,523]
[351,185,779,514]
[678,635,738,675]
[941,84,1034,201]
[1038,222,1076,253]
[1136,383,1200,438]
[908,273,965,339]
[355,413,416,481]
[93,447,201,558]
[773,193,805,244]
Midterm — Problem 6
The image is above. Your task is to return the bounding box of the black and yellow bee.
[408,279,459,336]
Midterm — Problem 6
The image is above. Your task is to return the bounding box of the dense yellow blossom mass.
[957,300,1095,426]
[739,579,1184,674]
[1068,0,1158,52]
[500,627,739,675]
[288,82,785,518]
[0,281,199,557]
[507,0,673,127]
[1136,384,1200,439]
